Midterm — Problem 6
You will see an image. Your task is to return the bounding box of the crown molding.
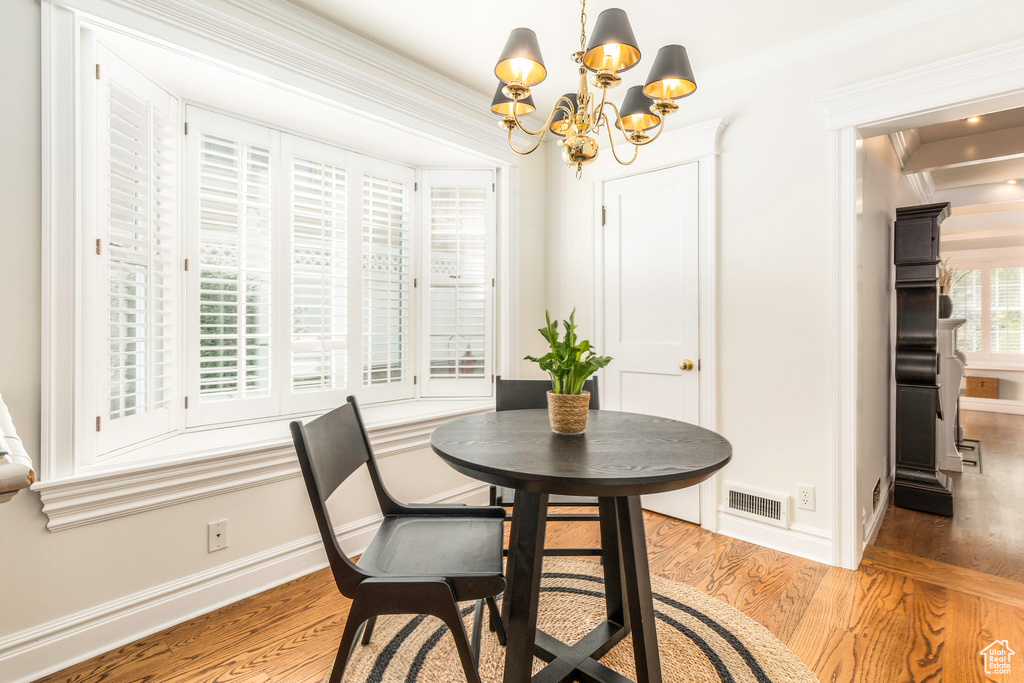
[49,0,515,163]
[702,0,990,91]
[220,0,490,114]
[817,36,1024,130]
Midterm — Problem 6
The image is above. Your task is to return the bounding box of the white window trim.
[39,0,521,530]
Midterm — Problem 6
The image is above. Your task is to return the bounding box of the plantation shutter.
[990,266,1024,355]
[952,268,983,354]
[419,170,495,397]
[95,45,178,453]
[186,108,276,426]
[361,160,415,402]
[283,135,350,413]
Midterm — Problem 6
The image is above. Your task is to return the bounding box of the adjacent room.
[2,1,1024,682]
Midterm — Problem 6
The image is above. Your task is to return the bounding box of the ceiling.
[288,0,908,109]
[895,105,1024,211]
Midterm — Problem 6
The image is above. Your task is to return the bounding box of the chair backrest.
[290,396,394,596]
[495,376,600,411]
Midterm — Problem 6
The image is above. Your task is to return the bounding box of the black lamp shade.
[583,8,641,74]
[549,93,579,136]
[490,83,537,117]
[615,85,661,133]
[643,44,696,100]
[494,28,547,86]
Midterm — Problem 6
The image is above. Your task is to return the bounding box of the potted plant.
[938,259,963,319]
[525,309,612,435]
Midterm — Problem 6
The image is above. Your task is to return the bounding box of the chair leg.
[471,599,485,663]
[328,600,373,683]
[438,599,483,683]
[485,596,506,645]
[360,615,377,645]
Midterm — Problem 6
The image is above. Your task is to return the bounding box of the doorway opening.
[863,106,1024,583]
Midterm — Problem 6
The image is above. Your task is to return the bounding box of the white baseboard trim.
[961,397,1024,415]
[863,476,893,549]
[715,510,833,565]
[0,482,488,683]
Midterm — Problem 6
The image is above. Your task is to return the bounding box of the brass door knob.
[680,359,695,371]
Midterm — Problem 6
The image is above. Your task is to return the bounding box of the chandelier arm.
[597,99,669,147]
[510,95,576,138]
[597,109,640,166]
[506,127,548,156]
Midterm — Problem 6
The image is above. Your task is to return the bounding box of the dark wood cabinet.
[893,203,953,517]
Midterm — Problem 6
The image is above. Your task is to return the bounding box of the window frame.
[949,247,1024,367]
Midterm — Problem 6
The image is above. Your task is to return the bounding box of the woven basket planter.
[547,391,591,435]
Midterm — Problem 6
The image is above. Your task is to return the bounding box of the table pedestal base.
[501,494,663,683]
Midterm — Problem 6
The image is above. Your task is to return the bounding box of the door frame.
[590,117,726,533]
[818,38,1024,569]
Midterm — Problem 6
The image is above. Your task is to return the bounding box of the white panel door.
[602,163,701,523]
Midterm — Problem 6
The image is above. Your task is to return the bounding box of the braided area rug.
[334,557,819,682]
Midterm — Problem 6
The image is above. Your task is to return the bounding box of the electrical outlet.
[797,485,815,511]
[208,520,228,553]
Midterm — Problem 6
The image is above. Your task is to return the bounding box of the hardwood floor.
[873,410,1024,583]
[37,506,1024,683]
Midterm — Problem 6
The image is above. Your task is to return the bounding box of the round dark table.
[431,409,732,683]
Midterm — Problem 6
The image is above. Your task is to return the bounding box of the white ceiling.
[288,0,907,109]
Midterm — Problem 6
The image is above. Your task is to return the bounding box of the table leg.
[597,497,625,628]
[503,490,549,683]
[615,496,662,683]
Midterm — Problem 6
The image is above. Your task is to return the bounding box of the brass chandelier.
[490,0,697,177]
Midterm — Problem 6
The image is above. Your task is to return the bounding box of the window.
[81,42,496,460]
[89,45,179,456]
[991,267,1024,354]
[951,260,1024,364]
[420,171,495,398]
[951,268,982,353]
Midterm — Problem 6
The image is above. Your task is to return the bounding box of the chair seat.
[359,515,506,601]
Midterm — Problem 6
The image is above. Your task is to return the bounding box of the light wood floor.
[874,410,1024,583]
[37,507,1024,683]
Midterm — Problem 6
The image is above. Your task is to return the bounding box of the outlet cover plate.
[208,520,228,552]
[797,485,816,511]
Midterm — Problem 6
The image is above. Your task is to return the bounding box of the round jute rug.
[336,557,819,683]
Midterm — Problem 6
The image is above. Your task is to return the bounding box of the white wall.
[0,0,544,678]
[856,135,915,538]
[543,0,1024,540]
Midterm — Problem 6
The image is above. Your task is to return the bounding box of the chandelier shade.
[615,86,661,133]
[490,83,537,117]
[582,8,641,74]
[642,44,697,100]
[549,93,579,136]
[494,28,548,86]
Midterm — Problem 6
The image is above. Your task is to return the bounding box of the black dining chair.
[290,396,507,683]
[492,376,603,558]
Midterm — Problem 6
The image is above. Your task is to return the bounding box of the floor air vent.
[724,484,790,528]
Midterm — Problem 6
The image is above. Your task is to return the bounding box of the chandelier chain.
[579,0,587,52]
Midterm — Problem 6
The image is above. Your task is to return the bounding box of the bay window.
[82,41,497,462]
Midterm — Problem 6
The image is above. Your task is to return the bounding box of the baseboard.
[0,482,488,683]
[960,397,1024,415]
[715,510,832,565]
[863,475,893,549]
